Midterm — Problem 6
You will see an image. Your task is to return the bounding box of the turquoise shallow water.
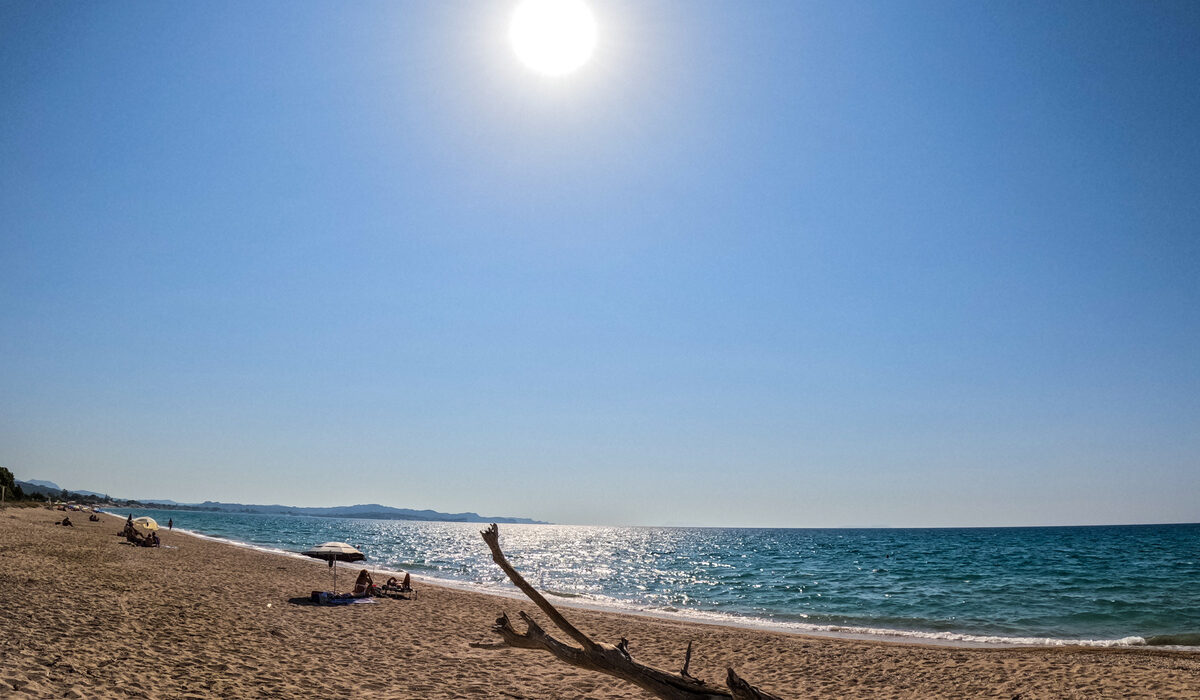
[121,508,1200,647]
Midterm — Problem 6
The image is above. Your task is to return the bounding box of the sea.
[116,508,1199,649]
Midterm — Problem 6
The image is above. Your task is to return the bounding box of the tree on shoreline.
[0,467,26,502]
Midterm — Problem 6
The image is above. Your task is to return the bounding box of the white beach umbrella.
[132,517,159,533]
[301,541,365,593]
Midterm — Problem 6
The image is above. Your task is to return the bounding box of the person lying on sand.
[122,525,145,545]
[352,569,375,597]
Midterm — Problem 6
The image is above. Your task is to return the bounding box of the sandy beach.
[1,507,1197,699]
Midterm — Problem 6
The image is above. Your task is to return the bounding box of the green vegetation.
[0,467,122,507]
[0,466,25,503]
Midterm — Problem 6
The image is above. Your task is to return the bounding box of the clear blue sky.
[3,1,1198,527]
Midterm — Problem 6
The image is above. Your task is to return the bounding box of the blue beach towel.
[310,591,377,605]
[328,597,376,605]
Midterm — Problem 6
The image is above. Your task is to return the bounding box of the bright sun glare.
[509,0,597,76]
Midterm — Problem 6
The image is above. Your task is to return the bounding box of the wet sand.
[2,506,1197,699]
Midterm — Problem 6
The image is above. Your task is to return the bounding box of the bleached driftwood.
[470,524,785,700]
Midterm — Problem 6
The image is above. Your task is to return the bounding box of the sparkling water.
[123,508,1200,647]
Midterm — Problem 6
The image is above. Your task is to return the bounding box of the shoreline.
[6,505,1198,698]
[99,509,1198,652]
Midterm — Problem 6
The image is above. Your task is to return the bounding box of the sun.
[509,0,597,76]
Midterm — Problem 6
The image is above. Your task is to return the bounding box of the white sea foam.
[349,566,1187,650]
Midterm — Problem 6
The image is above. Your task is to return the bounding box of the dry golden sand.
[2,507,1198,699]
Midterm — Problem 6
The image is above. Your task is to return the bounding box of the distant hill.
[15,478,546,524]
[17,480,108,499]
[158,501,546,524]
[15,480,59,497]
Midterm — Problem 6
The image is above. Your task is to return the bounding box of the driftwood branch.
[480,523,598,651]
[727,669,785,700]
[471,524,787,700]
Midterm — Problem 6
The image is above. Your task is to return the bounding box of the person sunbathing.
[352,569,375,597]
[142,532,160,547]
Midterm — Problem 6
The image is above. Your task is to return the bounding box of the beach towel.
[310,591,378,605]
[326,597,377,605]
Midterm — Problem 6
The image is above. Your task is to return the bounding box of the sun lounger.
[378,573,415,599]
[377,585,410,598]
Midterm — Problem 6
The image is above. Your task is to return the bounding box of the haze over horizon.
[3,2,1199,529]
[10,472,1200,529]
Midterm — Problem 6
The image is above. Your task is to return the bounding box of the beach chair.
[379,573,415,599]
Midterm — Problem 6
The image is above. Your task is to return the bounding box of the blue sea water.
[120,508,1199,648]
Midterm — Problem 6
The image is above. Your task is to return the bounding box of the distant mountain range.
[13,479,546,524]
[136,500,547,524]
[16,480,109,499]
